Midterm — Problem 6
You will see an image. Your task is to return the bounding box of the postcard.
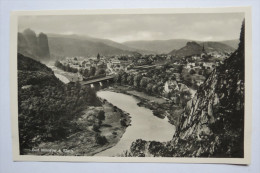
[10,7,252,164]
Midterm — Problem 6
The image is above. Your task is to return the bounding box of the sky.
[18,13,244,43]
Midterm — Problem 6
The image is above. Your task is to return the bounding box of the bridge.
[80,75,115,85]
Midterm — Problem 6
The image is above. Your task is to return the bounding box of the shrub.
[97,110,105,121]
[95,134,108,145]
[189,69,196,75]
[92,124,100,132]
[120,119,127,127]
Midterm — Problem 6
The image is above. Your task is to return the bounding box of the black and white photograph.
[10,7,252,163]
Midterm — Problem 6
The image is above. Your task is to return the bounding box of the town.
[54,45,232,102]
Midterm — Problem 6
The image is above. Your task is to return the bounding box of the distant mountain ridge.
[169,41,235,57]
[219,39,239,49]
[199,41,235,53]
[123,39,237,54]
[47,36,135,58]
[123,39,190,54]
[18,29,238,60]
[47,33,153,56]
[18,29,149,61]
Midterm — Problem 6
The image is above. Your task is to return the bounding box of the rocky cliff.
[169,41,203,57]
[18,29,50,62]
[129,21,245,158]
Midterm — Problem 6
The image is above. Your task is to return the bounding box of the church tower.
[201,44,206,59]
[202,44,206,53]
[97,53,100,61]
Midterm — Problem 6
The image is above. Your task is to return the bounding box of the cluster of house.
[59,56,105,70]
[163,79,195,102]
[182,50,227,73]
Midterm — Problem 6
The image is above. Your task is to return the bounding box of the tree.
[177,65,183,73]
[114,73,122,83]
[95,134,107,145]
[180,91,191,107]
[134,75,142,88]
[146,83,153,94]
[189,69,196,75]
[121,73,128,84]
[127,74,134,85]
[95,68,106,76]
[140,77,150,89]
[152,85,158,94]
[89,67,96,76]
[83,69,89,77]
[97,110,105,121]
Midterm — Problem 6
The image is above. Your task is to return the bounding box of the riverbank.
[23,101,131,156]
[47,64,81,82]
[106,85,183,127]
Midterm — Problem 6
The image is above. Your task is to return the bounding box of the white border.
[10,7,252,164]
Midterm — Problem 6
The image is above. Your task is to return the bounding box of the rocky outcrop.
[169,41,235,57]
[37,33,50,58]
[129,21,245,158]
[169,41,203,57]
[18,29,50,62]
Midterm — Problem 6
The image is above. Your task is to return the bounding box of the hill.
[168,41,235,57]
[18,53,101,153]
[47,34,149,57]
[123,39,235,54]
[123,39,190,54]
[199,41,235,53]
[219,39,239,49]
[169,41,203,57]
[48,34,153,54]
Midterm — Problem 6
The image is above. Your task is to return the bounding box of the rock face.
[129,21,245,158]
[37,33,50,58]
[18,29,50,62]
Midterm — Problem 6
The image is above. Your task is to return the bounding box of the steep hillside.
[129,21,245,158]
[123,39,190,54]
[18,53,101,153]
[18,29,50,62]
[18,53,59,88]
[47,35,139,57]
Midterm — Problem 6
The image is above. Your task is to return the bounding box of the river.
[95,90,175,156]
[47,65,70,84]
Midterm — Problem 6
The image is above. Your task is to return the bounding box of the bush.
[95,134,108,145]
[189,69,196,75]
[92,124,100,132]
[120,119,127,127]
[97,110,105,121]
